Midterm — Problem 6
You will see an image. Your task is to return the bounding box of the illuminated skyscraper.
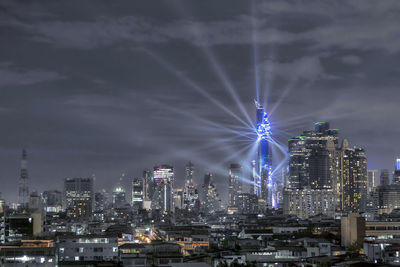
[255,101,272,207]
[132,178,144,209]
[64,178,94,220]
[393,158,400,185]
[152,165,174,213]
[283,122,367,218]
[183,161,199,212]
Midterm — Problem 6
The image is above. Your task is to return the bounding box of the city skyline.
[1,0,400,203]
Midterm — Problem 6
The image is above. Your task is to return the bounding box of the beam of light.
[140,48,253,130]
[251,0,260,103]
[148,99,255,141]
[200,47,255,128]
[166,0,254,128]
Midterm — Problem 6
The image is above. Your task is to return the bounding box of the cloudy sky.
[1,0,400,202]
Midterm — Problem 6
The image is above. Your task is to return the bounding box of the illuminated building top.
[255,100,271,141]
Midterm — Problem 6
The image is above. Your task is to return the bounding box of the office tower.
[112,185,127,207]
[152,165,174,213]
[132,178,144,210]
[201,173,222,214]
[142,169,152,200]
[341,143,368,213]
[42,190,62,213]
[228,163,242,210]
[174,188,184,210]
[377,185,400,214]
[237,193,258,214]
[255,101,272,207]
[283,122,367,218]
[153,165,174,185]
[18,149,29,209]
[94,191,108,212]
[393,158,400,185]
[367,170,379,194]
[64,178,94,220]
[183,162,199,212]
[381,169,390,186]
[283,122,339,219]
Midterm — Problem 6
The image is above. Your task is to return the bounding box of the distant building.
[377,184,400,214]
[367,170,379,194]
[112,184,127,208]
[237,193,258,214]
[132,178,144,209]
[284,122,367,218]
[228,163,242,210]
[341,143,367,213]
[201,173,222,214]
[64,178,94,220]
[381,169,390,186]
[183,162,199,212]
[42,190,62,213]
[283,188,336,219]
[152,165,174,213]
[393,158,400,185]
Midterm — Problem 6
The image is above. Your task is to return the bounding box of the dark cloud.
[0,0,399,203]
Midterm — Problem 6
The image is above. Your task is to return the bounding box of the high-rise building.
[201,173,222,214]
[64,178,94,220]
[152,165,174,213]
[183,162,199,212]
[42,190,62,213]
[228,163,242,209]
[367,170,379,194]
[283,122,367,218]
[255,101,272,207]
[341,142,367,213]
[377,185,400,214]
[142,169,152,200]
[18,149,29,209]
[393,158,400,185]
[237,193,258,214]
[381,169,390,186]
[112,185,127,207]
[132,178,144,210]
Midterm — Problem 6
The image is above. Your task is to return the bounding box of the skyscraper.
[228,163,242,211]
[283,122,367,218]
[201,173,222,214]
[152,165,174,213]
[393,158,400,185]
[255,101,272,207]
[341,142,368,213]
[112,185,127,207]
[367,170,379,193]
[380,169,390,186]
[183,162,199,212]
[132,178,144,210]
[18,149,29,209]
[64,178,94,220]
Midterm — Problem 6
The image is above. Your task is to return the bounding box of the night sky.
[1,0,400,202]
